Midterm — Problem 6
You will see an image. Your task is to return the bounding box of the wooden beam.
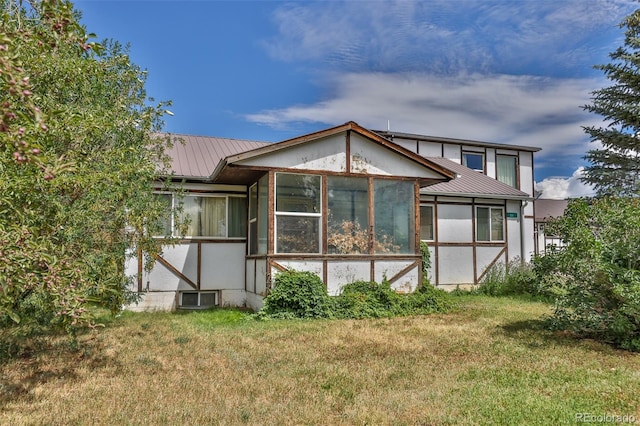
[155,255,197,289]
[387,260,420,285]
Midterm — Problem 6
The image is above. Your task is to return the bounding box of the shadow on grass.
[499,318,620,354]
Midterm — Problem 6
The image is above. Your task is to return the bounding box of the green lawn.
[1,296,639,425]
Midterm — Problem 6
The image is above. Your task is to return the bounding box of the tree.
[582,9,640,196]
[544,197,640,351]
[0,0,176,335]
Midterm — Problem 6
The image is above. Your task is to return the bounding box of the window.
[275,173,321,253]
[157,193,247,238]
[420,205,434,241]
[496,155,518,188]
[476,207,504,242]
[154,193,173,236]
[327,176,369,254]
[179,291,219,309]
[462,152,484,172]
[374,179,415,254]
[249,175,269,254]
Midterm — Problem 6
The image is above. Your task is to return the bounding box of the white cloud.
[535,167,595,199]
[245,71,604,166]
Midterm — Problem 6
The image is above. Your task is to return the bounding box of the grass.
[1,296,640,425]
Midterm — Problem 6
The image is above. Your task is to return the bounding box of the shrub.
[543,197,640,351]
[257,271,453,320]
[476,258,558,301]
[259,270,332,319]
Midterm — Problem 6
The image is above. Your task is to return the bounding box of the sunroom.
[210,122,454,308]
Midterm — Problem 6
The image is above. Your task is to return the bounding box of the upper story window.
[462,152,485,172]
[476,206,504,242]
[496,155,518,188]
[156,193,247,239]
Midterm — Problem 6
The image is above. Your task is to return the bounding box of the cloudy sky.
[74,0,637,199]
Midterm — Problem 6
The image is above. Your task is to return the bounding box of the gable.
[213,122,454,184]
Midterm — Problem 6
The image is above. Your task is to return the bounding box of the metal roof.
[163,133,269,180]
[534,199,568,221]
[421,157,532,200]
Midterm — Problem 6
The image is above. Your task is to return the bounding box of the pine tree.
[582,9,640,196]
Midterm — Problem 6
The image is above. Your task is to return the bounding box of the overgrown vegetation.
[256,270,452,320]
[0,1,176,337]
[2,298,640,425]
[475,257,560,302]
[542,197,640,351]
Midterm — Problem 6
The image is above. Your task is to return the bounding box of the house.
[533,199,569,255]
[126,121,541,311]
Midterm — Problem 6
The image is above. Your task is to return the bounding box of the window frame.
[462,151,485,173]
[274,172,322,254]
[496,154,519,189]
[154,192,247,239]
[419,204,435,242]
[475,206,505,242]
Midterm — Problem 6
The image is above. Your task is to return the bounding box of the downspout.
[520,200,529,264]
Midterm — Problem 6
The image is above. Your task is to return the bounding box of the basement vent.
[179,291,219,309]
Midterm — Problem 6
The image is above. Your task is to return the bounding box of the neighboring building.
[534,199,569,255]
[126,121,541,311]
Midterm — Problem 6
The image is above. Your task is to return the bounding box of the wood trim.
[434,196,439,285]
[268,171,275,254]
[137,248,143,292]
[387,260,420,285]
[477,246,507,282]
[436,242,506,247]
[323,259,328,286]
[414,181,421,283]
[155,255,197,289]
[472,198,478,283]
[322,175,328,255]
[346,129,351,173]
[270,260,288,272]
[197,242,202,290]
[268,254,420,262]
[368,177,375,254]
[504,199,509,260]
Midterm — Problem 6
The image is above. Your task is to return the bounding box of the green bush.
[542,197,640,351]
[257,270,453,320]
[259,270,332,319]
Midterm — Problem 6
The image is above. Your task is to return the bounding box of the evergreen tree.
[582,9,640,196]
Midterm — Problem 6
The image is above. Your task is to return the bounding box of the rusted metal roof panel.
[422,157,531,199]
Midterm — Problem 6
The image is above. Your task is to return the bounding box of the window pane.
[276,173,321,213]
[154,193,173,236]
[463,153,484,172]
[249,184,257,220]
[258,175,268,254]
[327,176,369,254]
[420,205,434,241]
[497,156,517,188]
[491,208,504,241]
[276,216,320,253]
[374,180,415,254]
[228,197,247,238]
[180,196,226,237]
[476,207,490,241]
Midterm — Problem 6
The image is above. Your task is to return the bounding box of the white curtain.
[497,156,517,188]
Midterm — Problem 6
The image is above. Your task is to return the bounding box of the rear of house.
[126,121,540,311]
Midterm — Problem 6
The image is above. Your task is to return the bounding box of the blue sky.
[74,0,637,199]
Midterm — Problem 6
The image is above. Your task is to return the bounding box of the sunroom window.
[275,173,321,253]
[476,206,504,242]
[374,179,415,254]
[327,176,369,254]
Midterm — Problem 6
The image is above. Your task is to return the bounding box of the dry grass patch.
[1,297,640,425]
